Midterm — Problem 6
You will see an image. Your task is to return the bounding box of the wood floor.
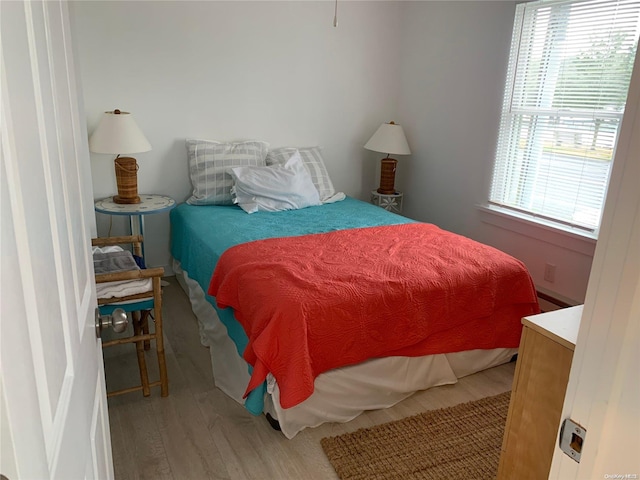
[104,277,516,480]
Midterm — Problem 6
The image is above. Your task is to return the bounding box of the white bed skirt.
[173,260,518,439]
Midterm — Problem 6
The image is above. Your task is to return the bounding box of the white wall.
[396,1,515,233]
[71,0,598,303]
[70,1,404,272]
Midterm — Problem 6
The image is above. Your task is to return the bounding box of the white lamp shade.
[89,110,151,155]
[364,122,411,156]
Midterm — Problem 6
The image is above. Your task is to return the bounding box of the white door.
[0,1,113,479]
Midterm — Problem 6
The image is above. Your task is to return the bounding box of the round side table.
[94,194,176,260]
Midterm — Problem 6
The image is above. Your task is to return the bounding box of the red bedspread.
[208,223,539,408]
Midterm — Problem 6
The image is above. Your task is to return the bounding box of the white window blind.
[490,0,640,234]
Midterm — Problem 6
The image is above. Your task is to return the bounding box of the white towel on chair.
[96,278,153,300]
[93,246,152,299]
[92,245,125,255]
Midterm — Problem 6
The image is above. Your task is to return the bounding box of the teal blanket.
[170,197,413,414]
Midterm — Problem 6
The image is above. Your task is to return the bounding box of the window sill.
[477,204,597,256]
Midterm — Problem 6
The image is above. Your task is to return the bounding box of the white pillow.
[186,139,269,205]
[230,152,321,214]
[266,146,338,202]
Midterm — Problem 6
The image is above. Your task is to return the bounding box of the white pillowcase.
[266,146,342,203]
[186,139,269,205]
[230,152,321,214]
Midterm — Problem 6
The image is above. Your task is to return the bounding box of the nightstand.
[94,194,176,261]
[498,306,582,479]
[371,190,403,214]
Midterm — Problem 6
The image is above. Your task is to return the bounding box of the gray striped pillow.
[186,139,268,205]
[266,147,336,202]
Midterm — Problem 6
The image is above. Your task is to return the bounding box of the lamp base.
[113,194,141,204]
[377,157,398,195]
[113,156,141,204]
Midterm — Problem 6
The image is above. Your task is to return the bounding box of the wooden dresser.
[497,306,582,480]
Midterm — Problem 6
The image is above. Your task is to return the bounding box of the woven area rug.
[320,391,510,480]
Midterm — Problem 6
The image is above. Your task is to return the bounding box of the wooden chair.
[93,235,168,398]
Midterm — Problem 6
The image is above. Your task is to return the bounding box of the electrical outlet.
[544,263,556,283]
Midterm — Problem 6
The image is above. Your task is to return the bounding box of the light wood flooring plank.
[112,399,174,480]
[152,390,229,480]
[105,277,516,480]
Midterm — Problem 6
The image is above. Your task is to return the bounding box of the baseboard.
[536,288,578,312]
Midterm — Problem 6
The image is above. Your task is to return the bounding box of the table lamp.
[89,109,151,204]
[364,121,411,194]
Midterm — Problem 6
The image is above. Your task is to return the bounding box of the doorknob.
[95,308,129,338]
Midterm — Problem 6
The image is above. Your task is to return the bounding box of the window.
[490,0,640,236]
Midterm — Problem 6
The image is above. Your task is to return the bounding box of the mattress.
[170,197,415,413]
[174,260,518,438]
[170,197,534,436]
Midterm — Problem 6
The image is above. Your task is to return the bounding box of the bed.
[170,195,540,438]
